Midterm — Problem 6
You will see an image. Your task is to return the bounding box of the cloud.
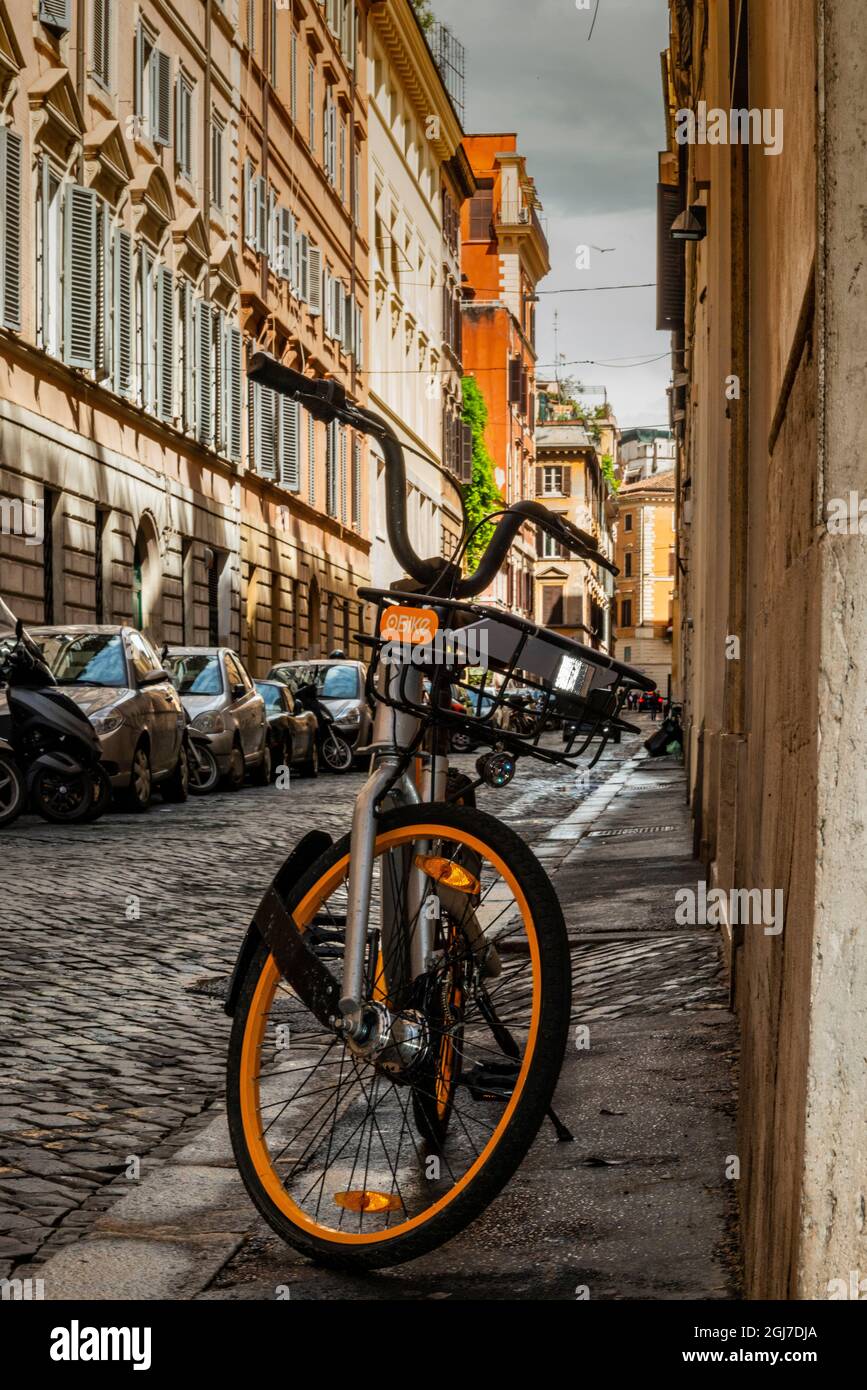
[430,0,672,421]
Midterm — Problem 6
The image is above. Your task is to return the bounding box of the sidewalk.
[22,748,741,1300]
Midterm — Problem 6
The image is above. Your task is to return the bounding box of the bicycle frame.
[339,636,447,1038]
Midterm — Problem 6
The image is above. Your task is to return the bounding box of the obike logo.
[379,606,440,646]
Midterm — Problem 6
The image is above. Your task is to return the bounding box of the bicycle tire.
[227,802,571,1270]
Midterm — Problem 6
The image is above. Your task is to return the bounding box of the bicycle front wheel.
[227,803,571,1269]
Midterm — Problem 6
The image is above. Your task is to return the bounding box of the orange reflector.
[334,1190,402,1213]
[415,854,480,896]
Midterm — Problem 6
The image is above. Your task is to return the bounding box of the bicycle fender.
[224,829,333,1017]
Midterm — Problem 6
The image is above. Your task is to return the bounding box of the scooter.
[292,681,354,773]
[0,606,111,823]
[0,734,25,828]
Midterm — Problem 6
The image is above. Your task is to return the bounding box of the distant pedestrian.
[649,692,659,722]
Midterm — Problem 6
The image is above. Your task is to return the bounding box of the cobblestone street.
[1,724,739,1299]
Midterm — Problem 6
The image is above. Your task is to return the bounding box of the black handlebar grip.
[248,352,347,422]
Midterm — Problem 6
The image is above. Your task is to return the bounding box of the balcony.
[429,23,465,123]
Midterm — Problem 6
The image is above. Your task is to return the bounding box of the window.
[323,93,338,186]
[92,0,112,89]
[128,630,158,681]
[623,512,633,532]
[113,228,134,396]
[624,551,633,577]
[620,598,633,627]
[669,548,676,576]
[42,488,58,623]
[39,163,63,358]
[468,186,493,240]
[211,115,224,209]
[136,24,171,146]
[623,645,632,662]
[155,265,174,423]
[541,466,564,496]
[290,29,298,123]
[308,59,316,148]
[541,585,564,626]
[0,128,22,331]
[541,531,565,560]
[176,74,194,178]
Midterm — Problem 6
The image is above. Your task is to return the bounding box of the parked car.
[266,659,372,760]
[16,625,188,811]
[164,647,269,788]
[253,680,319,778]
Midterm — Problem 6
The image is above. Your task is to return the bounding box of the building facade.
[0,0,371,672]
[660,0,867,1297]
[618,425,675,484]
[611,470,675,689]
[239,0,371,672]
[365,0,472,591]
[460,133,548,616]
[534,421,615,652]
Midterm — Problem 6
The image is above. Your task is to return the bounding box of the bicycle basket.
[360,588,657,769]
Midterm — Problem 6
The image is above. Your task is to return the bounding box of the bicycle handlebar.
[247,353,619,596]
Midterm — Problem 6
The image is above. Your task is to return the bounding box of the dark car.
[17,625,187,811]
[266,659,372,758]
[164,647,269,788]
[253,680,319,778]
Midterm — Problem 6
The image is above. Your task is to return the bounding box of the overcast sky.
[432,0,672,426]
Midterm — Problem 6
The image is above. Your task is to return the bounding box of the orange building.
[460,135,549,616]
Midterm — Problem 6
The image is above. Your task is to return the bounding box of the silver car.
[266,658,372,759]
[20,625,187,811]
[164,647,269,788]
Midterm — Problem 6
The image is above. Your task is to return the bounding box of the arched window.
[308,575,321,656]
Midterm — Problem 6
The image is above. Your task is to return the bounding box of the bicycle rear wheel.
[226,803,571,1269]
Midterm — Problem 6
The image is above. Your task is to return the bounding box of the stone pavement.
[8,729,741,1300]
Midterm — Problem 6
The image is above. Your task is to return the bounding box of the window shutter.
[257,383,277,478]
[212,307,225,450]
[155,266,174,422]
[113,229,134,396]
[508,355,522,405]
[95,200,111,380]
[561,467,571,497]
[656,182,685,331]
[460,421,473,483]
[39,0,71,31]
[534,466,545,496]
[0,128,22,331]
[139,247,153,408]
[308,412,316,504]
[93,0,110,86]
[244,160,255,247]
[307,241,320,312]
[341,290,353,355]
[535,526,545,558]
[323,269,332,336]
[279,397,300,490]
[256,176,267,254]
[154,50,172,146]
[228,325,243,461]
[352,437,361,528]
[290,30,298,122]
[339,427,347,522]
[64,185,98,370]
[277,206,292,280]
[195,299,212,445]
[267,187,276,263]
[326,419,337,514]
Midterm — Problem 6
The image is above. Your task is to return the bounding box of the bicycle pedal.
[460,1059,520,1102]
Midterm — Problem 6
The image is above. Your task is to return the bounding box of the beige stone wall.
[666,0,866,1299]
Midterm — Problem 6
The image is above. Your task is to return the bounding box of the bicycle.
[224,355,656,1269]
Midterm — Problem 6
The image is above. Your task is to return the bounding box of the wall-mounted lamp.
[670,205,707,242]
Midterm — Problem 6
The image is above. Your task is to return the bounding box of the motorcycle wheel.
[30,766,93,823]
[83,765,113,822]
[320,731,353,773]
[188,744,220,795]
[0,752,25,828]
